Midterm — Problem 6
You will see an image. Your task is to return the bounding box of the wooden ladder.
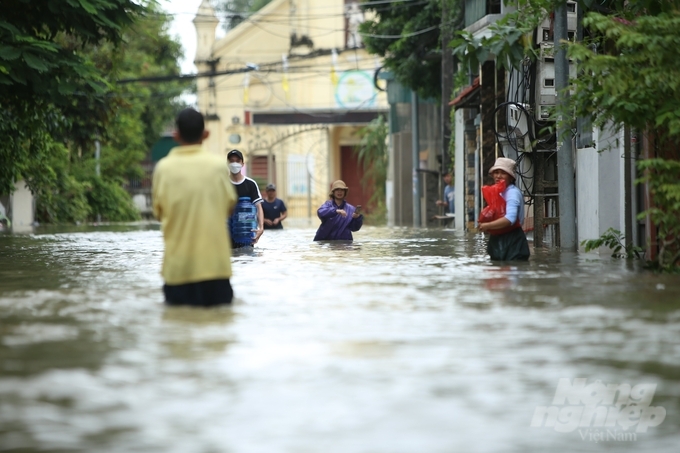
[533,149,560,247]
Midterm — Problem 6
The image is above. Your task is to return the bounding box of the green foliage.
[450,0,554,74]
[355,116,389,224]
[636,158,680,272]
[0,0,142,195]
[0,102,63,197]
[35,150,92,224]
[451,20,534,74]
[86,177,140,222]
[567,11,680,140]
[0,0,140,94]
[360,0,449,100]
[1,1,188,223]
[581,228,643,259]
[567,2,680,272]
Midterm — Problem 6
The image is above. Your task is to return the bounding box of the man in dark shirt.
[227,149,264,244]
[262,183,287,229]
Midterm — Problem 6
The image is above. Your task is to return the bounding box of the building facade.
[453,0,645,254]
[193,0,388,220]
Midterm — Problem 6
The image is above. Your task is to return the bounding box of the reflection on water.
[161,306,236,360]
[1,223,679,452]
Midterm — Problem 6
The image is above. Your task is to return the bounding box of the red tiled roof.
[449,76,480,107]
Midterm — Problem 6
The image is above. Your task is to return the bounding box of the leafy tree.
[565,3,680,270]
[0,0,143,195]
[636,159,680,272]
[568,8,680,139]
[39,7,189,223]
[1,1,189,223]
[360,0,448,100]
[354,115,388,223]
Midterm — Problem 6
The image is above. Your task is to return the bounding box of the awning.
[449,76,480,109]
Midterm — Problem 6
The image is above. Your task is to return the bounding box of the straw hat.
[329,180,349,197]
[488,157,517,179]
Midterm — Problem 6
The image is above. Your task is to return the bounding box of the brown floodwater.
[1,223,679,452]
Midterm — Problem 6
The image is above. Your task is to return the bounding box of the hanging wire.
[491,55,558,212]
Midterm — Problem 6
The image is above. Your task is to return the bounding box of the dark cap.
[227,149,244,161]
[265,183,276,191]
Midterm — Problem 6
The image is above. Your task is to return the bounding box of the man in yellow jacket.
[152,108,237,306]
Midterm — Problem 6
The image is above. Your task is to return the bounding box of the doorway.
[340,146,371,211]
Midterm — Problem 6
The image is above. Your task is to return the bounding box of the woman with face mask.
[226,149,264,246]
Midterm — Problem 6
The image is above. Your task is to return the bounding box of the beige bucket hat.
[488,157,517,179]
[329,180,349,197]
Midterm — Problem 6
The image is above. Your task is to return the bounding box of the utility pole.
[411,90,421,227]
[441,0,453,173]
[554,1,576,249]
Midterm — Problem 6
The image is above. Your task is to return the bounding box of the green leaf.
[77,0,97,14]
[57,81,77,95]
[8,70,26,84]
[0,46,22,61]
[22,52,50,72]
[0,20,21,35]
[477,48,489,64]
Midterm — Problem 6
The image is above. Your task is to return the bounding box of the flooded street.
[1,223,679,452]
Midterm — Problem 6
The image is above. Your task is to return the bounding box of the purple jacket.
[313,199,363,241]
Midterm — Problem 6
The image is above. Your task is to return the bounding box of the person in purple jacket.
[313,180,363,241]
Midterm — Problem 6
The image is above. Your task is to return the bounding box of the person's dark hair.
[175,108,205,143]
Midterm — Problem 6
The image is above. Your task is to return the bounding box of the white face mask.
[228,163,243,174]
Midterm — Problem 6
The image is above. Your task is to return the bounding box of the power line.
[160,0,427,17]
[116,46,380,84]
[117,65,257,84]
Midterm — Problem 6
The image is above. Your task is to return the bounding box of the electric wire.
[492,54,558,214]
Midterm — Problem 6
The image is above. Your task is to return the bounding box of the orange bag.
[479,180,507,224]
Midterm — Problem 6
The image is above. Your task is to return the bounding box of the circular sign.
[335,70,376,109]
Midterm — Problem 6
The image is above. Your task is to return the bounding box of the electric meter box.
[535,1,578,45]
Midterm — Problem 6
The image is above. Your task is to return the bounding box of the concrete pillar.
[11,180,34,232]
[454,108,465,231]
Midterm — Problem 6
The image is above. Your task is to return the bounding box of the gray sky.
[161,0,222,75]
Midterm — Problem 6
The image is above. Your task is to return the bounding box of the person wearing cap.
[227,149,264,246]
[262,183,287,230]
[152,108,237,306]
[478,157,530,261]
[313,180,363,241]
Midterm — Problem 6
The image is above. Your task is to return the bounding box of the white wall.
[597,125,625,238]
[454,108,465,231]
[576,146,599,246]
[576,124,627,253]
[11,181,34,232]
[386,131,395,226]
